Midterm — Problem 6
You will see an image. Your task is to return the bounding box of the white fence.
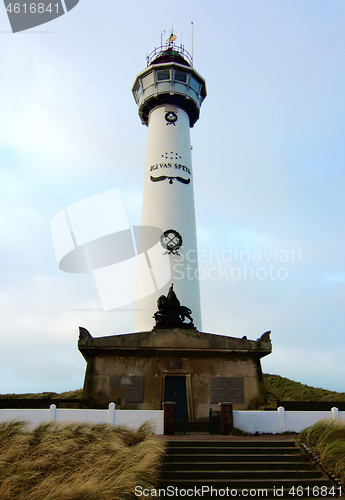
[233,406,345,434]
[0,403,164,435]
[0,404,344,435]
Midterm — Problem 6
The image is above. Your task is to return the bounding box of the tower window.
[189,76,200,93]
[135,81,142,98]
[156,69,171,82]
[142,72,154,89]
[174,70,187,83]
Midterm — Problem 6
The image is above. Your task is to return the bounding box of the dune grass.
[0,420,166,500]
[299,419,345,486]
[0,389,83,400]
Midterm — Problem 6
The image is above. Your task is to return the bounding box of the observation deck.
[132,42,206,127]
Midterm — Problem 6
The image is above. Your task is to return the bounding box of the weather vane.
[167,33,177,43]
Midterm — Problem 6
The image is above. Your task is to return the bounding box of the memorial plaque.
[210,377,244,404]
[109,375,144,403]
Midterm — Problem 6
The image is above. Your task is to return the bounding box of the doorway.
[164,376,188,421]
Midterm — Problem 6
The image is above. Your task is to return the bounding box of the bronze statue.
[153,284,193,327]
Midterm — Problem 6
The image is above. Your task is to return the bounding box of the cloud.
[262,345,345,393]
[0,37,131,186]
[0,273,135,393]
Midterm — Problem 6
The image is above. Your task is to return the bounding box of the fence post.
[49,404,56,423]
[218,402,233,435]
[108,402,116,425]
[163,402,176,435]
[331,407,339,420]
[278,406,287,433]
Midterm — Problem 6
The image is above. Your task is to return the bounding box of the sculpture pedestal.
[78,327,272,419]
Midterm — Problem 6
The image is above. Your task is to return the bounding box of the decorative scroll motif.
[256,331,271,343]
[160,229,182,255]
[150,175,190,185]
[79,326,92,340]
[153,284,193,328]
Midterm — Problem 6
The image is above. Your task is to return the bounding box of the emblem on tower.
[160,229,183,255]
[165,111,178,125]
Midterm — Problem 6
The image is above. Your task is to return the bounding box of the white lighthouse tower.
[132,34,206,332]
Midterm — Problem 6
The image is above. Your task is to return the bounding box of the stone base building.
[78,327,271,419]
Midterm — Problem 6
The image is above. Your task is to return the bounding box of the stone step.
[141,487,341,500]
[167,439,297,448]
[162,470,324,480]
[155,487,341,500]
[165,453,308,463]
[166,445,301,455]
[159,440,342,500]
[163,460,312,471]
[159,477,333,489]
[156,496,341,500]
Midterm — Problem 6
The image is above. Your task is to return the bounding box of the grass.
[0,389,83,400]
[0,420,166,500]
[299,419,345,486]
[263,374,345,404]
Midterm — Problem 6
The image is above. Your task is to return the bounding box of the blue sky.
[1,0,345,394]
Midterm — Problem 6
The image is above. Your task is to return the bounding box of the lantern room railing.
[147,43,193,67]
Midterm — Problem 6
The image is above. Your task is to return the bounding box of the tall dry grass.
[299,418,345,486]
[0,420,165,500]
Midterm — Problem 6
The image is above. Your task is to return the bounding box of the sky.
[1,0,345,395]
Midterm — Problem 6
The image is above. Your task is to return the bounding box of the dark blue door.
[164,376,188,420]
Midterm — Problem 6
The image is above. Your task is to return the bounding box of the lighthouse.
[79,36,272,414]
[132,34,207,332]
